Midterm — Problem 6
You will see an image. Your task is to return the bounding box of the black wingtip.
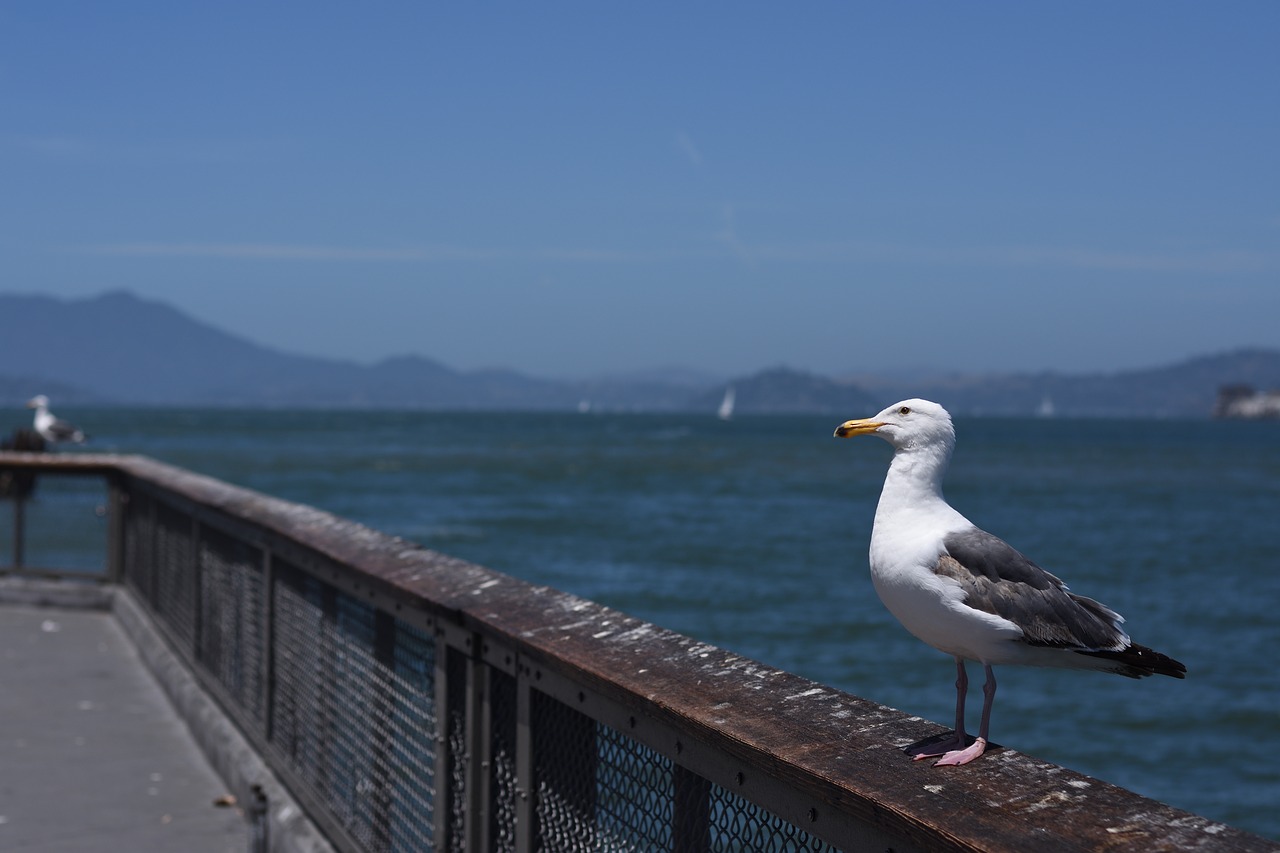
[1080,643,1187,679]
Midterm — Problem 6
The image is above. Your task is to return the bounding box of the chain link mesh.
[197,526,266,721]
[271,563,439,852]
[530,690,846,853]
[114,485,857,853]
[708,784,841,853]
[122,491,155,603]
[532,692,680,852]
[384,618,440,852]
[153,501,196,651]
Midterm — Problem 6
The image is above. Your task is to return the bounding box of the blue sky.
[3,2,1277,380]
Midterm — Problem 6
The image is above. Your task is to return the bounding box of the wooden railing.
[1,451,1274,853]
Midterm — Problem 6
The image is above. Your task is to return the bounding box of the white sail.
[717,386,736,420]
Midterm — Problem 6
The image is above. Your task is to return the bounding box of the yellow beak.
[833,417,885,438]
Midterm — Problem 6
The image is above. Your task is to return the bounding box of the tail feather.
[1078,642,1186,679]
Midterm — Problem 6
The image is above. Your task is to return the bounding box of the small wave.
[647,427,693,441]
[421,525,485,543]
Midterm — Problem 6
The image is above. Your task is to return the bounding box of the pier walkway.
[0,597,244,852]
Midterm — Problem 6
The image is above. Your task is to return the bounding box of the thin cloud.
[748,240,1278,274]
[675,131,703,167]
[72,239,1276,275]
[78,243,506,262]
[981,246,1276,274]
[78,241,713,264]
[536,247,676,263]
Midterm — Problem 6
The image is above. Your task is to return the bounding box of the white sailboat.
[717,386,736,420]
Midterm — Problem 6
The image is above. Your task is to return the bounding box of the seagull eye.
[898,406,911,415]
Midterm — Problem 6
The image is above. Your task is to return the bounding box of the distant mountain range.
[2,291,1278,417]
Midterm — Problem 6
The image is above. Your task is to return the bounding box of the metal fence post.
[260,548,277,745]
[673,765,711,853]
[11,495,26,568]
[248,783,269,853]
[370,611,397,851]
[433,633,454,851]
[515,670,534,853]
[471,662,493,853]
[191,518,204,663]
[106,479,126,583]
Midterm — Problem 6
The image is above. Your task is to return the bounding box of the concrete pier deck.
[0,601,247,852]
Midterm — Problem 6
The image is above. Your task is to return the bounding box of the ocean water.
[7,407,1279,840]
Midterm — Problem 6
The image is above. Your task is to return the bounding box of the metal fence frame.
[1,452,1270,853]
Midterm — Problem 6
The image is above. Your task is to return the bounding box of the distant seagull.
[26,395,88,444]
[834,399,1184,766]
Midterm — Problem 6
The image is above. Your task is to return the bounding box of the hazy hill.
[690,367,876,415]
[1,290,1276,416]
[851,348,1280,418]
[0,291,580,408]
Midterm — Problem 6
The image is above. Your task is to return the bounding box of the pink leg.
[933,664,995,767]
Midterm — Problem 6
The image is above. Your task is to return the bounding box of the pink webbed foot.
[932,737,987,767]
[908,738,965,761]
[905,731,970,760]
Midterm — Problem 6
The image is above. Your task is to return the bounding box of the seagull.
[26,395,88,445]
[835,399,1185,766]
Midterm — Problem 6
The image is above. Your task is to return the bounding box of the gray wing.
[938,528,1128,652]
[48,418,81,441]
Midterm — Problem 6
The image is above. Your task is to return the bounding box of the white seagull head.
[26,395,50,411]
[833,398,956,453]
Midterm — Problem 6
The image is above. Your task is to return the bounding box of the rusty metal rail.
[1,451,1273,853]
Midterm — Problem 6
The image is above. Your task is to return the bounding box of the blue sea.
[7,407,1279,840]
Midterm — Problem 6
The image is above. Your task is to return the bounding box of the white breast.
[870,514,1024,662]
